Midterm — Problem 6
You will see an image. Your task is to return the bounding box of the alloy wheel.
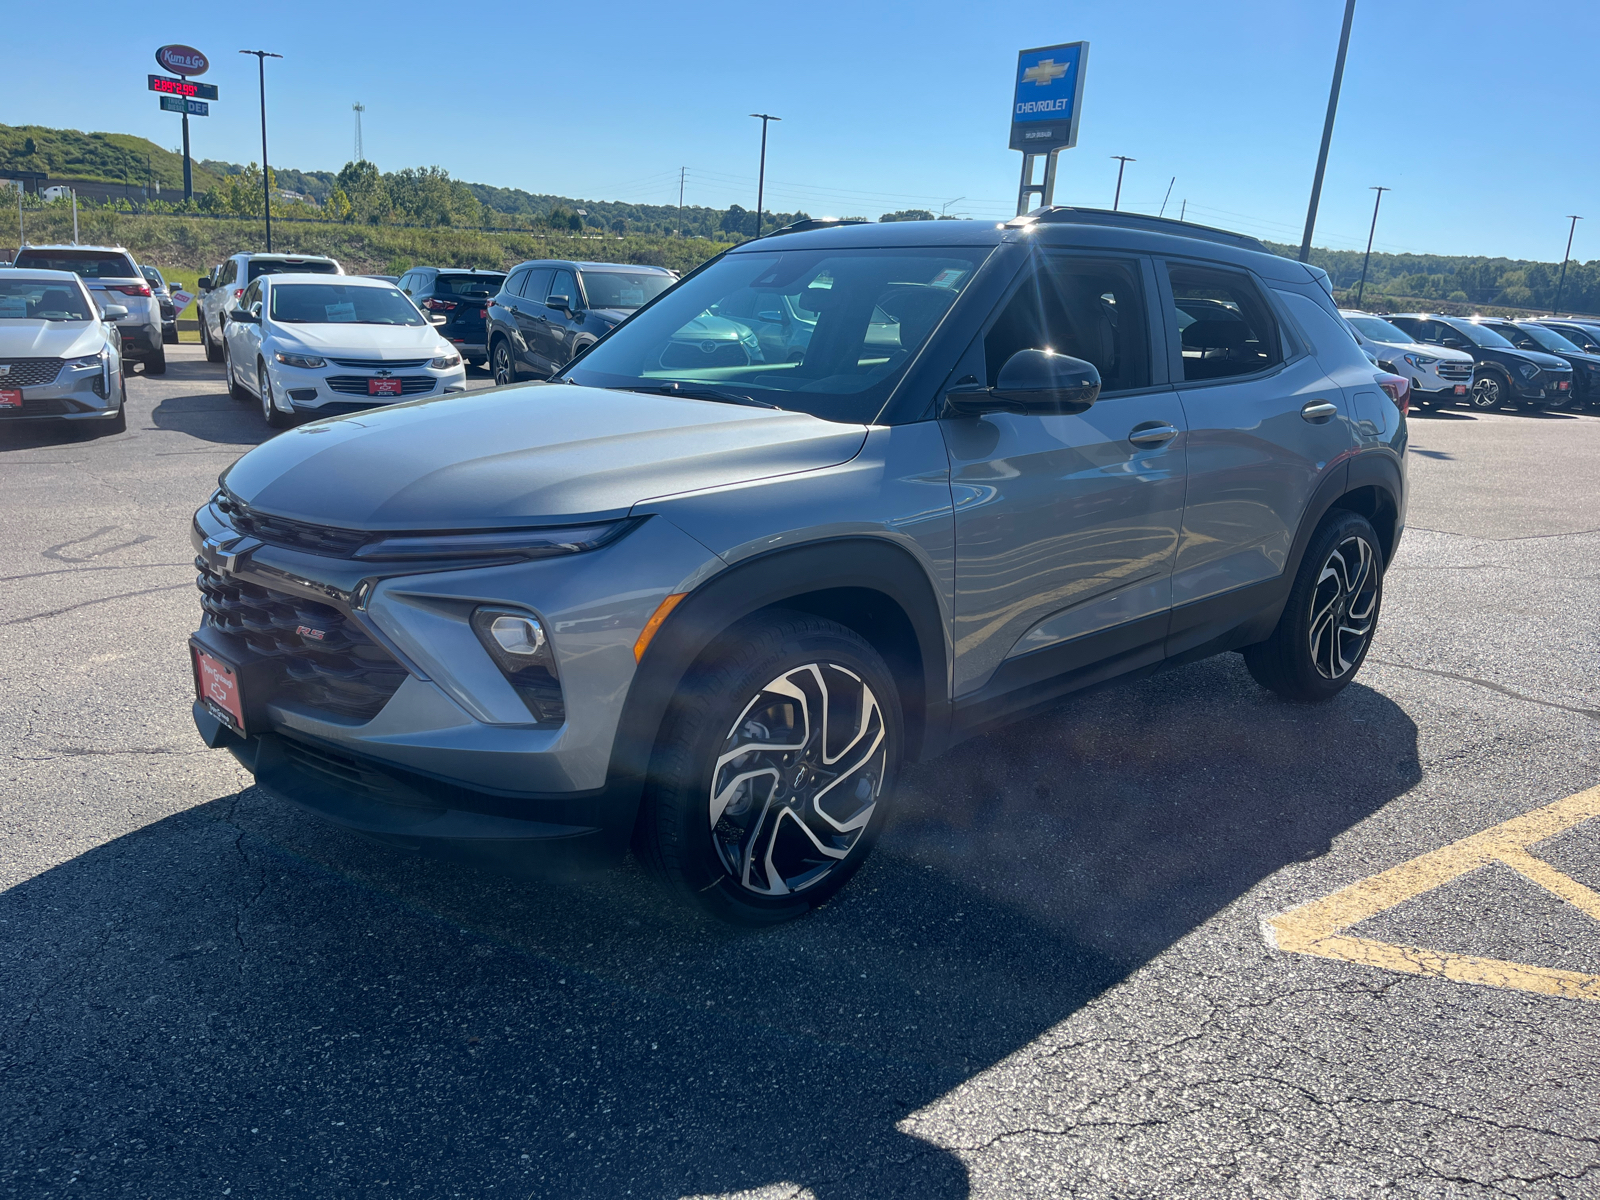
[1470,375,1503,410]
[708,662,888,897]
[1307,534,1379,680]
[492,343,514,387]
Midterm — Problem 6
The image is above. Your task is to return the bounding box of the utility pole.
[1180,199,1186,221]
[1554,215,1583,313]
[941,196,966,218]
[1354,185,1390,308]
[240,50,283,251]
[678,166,686,235]
[1110,156,1135,211]
[748,113,780,239]
[1158,176,1175,218]
[181,74,193,201]
[71,189,79,245]
[1298,0,1357,262]
[353,102,365,162]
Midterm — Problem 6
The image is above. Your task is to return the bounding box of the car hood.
[267,322,450,358]
[220,383,869,528]
[0,321,106,358]
[587,308,631,325]
[670,314,751,342]
[1385,339,1473,363]
[1496,347,1571,369]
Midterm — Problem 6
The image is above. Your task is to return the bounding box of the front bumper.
[187,501,722,869]
[270,360,469,412]
[0,358,121,420]
[1509,371,1574,404]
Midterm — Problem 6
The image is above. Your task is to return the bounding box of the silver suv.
[12,245,166,374]
[197,252,342,363]
[187,211,1407,924]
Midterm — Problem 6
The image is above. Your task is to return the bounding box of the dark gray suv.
[188,210,1406,924]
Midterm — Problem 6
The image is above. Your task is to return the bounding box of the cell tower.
[352,102,365,163]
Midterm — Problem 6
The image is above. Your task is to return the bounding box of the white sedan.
[221,274,468,427]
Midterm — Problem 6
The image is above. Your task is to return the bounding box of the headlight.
[64,353,103,369]
[429,351,462,369]
[274,352,326,369]
[1402,353,1438,368]
[350,519,637,562]
[1518,362,1540,380]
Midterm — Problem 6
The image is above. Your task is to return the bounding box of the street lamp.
[240,50,283,251]
[1109,156,1135,212]
[749,113,781,239]
[1554,215,1582,314]
[1355,186,1390,309]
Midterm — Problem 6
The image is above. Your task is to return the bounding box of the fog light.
[470,606,564,725]
[489,614,545,656]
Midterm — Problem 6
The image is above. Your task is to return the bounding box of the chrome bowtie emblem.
[202,534,262,574]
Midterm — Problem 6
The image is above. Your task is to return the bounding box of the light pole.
[1554,215,1582,313]
[1110,156,1135,211]
[1158,176,1175,218]
[1298,0,1358,262]
[748,113,781,239]
[941,196,966,218]
[1355,185,1390,308]
[240,50,283,251]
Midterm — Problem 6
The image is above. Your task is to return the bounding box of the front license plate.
[1454,384,1467,395]
[1558,380,1570,391]
[368,378,403,396]
[0,389,20,409]
[192,645,246,736]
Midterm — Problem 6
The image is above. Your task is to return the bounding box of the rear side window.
[248,259,339,281]
[1555,325,1600,352]
[1166,264,1281,382]
[521,268,554,299]
[983,254,1151,393]
[14,250,137,279]
[436,274,504,296]
[501,268,529,298]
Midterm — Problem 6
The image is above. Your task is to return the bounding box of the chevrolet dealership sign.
[1009,42,1089,152]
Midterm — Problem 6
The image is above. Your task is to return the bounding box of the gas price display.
[148,75,219,101]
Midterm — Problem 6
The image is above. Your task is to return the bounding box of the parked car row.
[6,244,167,374]
[1343,308,1600,413]
[0,267,129,430]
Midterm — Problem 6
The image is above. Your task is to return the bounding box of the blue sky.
[13,1,1599,261]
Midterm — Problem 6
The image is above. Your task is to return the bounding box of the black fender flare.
[604,536,950,821]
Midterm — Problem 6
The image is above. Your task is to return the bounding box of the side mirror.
[757,310,786,323]
[546,294,571,311]
[944,350,1102,416]
[198,277,212,291]
[228,308,260,324]
[100,304,129,320]
[428,313,447,326]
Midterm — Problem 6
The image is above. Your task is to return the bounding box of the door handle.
[1128,422,1179,446]
[1301,399,1339,422]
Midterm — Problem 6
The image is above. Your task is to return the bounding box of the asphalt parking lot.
[2,347,1597,1199]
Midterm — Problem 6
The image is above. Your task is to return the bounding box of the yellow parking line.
[1267,785,1600,1002]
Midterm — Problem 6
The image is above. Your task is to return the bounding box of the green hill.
[0,123,224,192]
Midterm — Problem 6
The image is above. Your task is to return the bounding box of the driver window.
[983,255,1150,393]
[549,270,577,305]
[241,280,262,313]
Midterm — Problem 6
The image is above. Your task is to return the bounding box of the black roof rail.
[763,217,871,239]
[1007,206,1269,253]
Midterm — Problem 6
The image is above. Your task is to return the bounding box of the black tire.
[225,343,251,401]
[202,316,222,363]
[491,339,516,387]
[634,611,902,925]
[105,373,127,433]
[144,346,167,376]
[1468,370,1508,411]
[259,361,291,429]
[1243,510,1384,703]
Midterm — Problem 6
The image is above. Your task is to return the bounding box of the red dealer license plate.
[368,378,404,396]
[192,644,247,736]
[1454,384,1467,395]
[0,389,21,409]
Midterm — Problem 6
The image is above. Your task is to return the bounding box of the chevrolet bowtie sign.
[1010,41,1089,153]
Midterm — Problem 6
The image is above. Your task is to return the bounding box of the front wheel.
[1469,371,1507,411]
[259,362,291,429]
[635,612,901,925]
[491,340,516,387]
[202,315,222,363]
[1243,510,1384,702]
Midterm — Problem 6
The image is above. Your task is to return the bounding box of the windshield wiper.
[602,382,779,409]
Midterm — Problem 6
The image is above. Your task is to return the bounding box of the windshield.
[0,277,93,321]
[435,274,504,296]
[13,250,136,279]
[1514,323,1582,353]
[248,259,339,281]
[579,270,675,311]
[269,283,425,326]
[1459,322,1514,349]
[1347,315,1413,344]
[567,247,985,422]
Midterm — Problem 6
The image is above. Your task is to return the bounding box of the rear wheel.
[635,612,901,925]
[144,346,167,376]
[491,339,516,387]
[1469,371,1508,411]
[259,361,291,429]
[1244,510,1383,703]
[225,343,251,401]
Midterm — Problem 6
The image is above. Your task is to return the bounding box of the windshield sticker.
[0,297,28,317]
[324,301,357,322]
[619,287,645,306]
[930,268,968,288]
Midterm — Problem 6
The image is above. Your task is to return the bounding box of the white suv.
[1341,310,1475,410]
[198,253,342,363]
[12,245,167,374]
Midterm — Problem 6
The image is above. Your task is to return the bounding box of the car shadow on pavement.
[149,392,275,447]
[0,654,1420,1199]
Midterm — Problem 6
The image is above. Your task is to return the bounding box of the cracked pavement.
[1,351,1597,1198]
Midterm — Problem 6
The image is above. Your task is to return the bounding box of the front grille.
[658,341,750,369]
[280,738,442,810]
[1436,361,1473,380]
[217,493,369,557]
[325,375,435,396]
[196,560,409,721]
[1,396,72,416]
[0,358,65,388]
[329,357,431,369]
